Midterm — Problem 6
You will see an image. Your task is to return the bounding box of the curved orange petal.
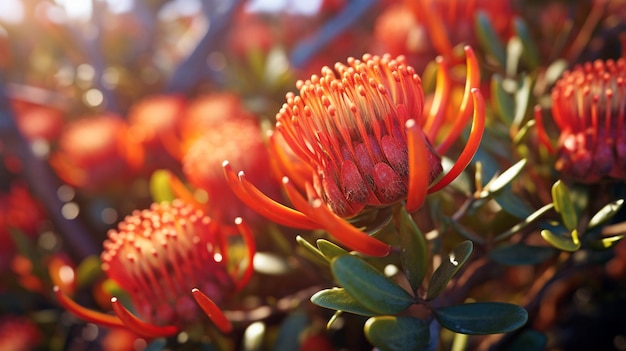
[423,56,451,141]
[429,88,485,193]
[223,161,318,230]
[405,119,430,213]
[191,288,233,333]
[281,178,391,257]
[110,297,178,339]
[411,0,453,57]
[436,46,481,155]
[53,286,125,329]
[233,217,256,292]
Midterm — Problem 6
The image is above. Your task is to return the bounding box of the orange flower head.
[54,200,255,338]
[276,53,440,217]
[224,47,485,257]
[50,115,144,191]
[551,58,626,183]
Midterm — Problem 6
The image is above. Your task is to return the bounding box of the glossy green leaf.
[487,159,527,195]
[149,170,175,203]
[540,229,581,252]
[495,203,554,242]
[508,329,547,351]
[475,11,506,67]
[311,288,377,316]
[364,316,430,351]
[551,181,578,231]
[295,235,328,263]
[588,234,625,250]
[494,190,534,219]
[394,206,428,293]
[434,302,528,335]
[426,241,473,300]
[317,239,348,260]
[513,17,540,70]
[488,243,555,266]
[588,199,625,229]
[331,255,414,315]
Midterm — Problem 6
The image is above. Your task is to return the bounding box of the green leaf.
[494,190,534,219]
[486,159,527,195]
[434,302,528,335]
[394,206,428,293]
[317,239,349,260]
[540,229,581,252]
[364,316,430,351]
[295,235,328,264]
[488,243,555,266]
[311,288,377,316]
[491,75,516,125]
[512,75,532,131]
[495,203,554,242]
[508,329,547,351]
[149,170,175,203]
[331,255,414,315]
[551,181,578,231]
[588,234,625,250]
[588,199,625,229]
[475,11,506,67]
[513,17,540,70]
[426,241,473,300]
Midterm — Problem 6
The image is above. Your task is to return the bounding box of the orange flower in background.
[0,315,42,351]
[180,93,254,151]
[53,200,255,338]
[225,47,485,257]
[396,0,513,62]
[127,94,187,171]
[50,115,144,191]
[547,58,626,183]
[183,115,281,226]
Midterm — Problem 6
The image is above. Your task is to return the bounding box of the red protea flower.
[50,114,144,191]
[53,199,255,338]
[224,47,485,257]
[544,58,626,183]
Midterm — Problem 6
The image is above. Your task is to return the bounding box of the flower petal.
[53,286,125,329]
[429,88,485,192]
[405,120,430,212]
[222,161,318,230]
[192,288,233,333]
[110,297,178,338]
[233,217,256,292]
[436,46,481,155]
[282,178,391,257]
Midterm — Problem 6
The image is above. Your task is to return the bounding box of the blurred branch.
[0,81,100,260]
[165,0,242,94]
[289,0,376,69]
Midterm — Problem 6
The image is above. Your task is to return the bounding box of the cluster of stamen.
[101,200,235,327]
[276,54,441,217]
[551,58,626,182]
